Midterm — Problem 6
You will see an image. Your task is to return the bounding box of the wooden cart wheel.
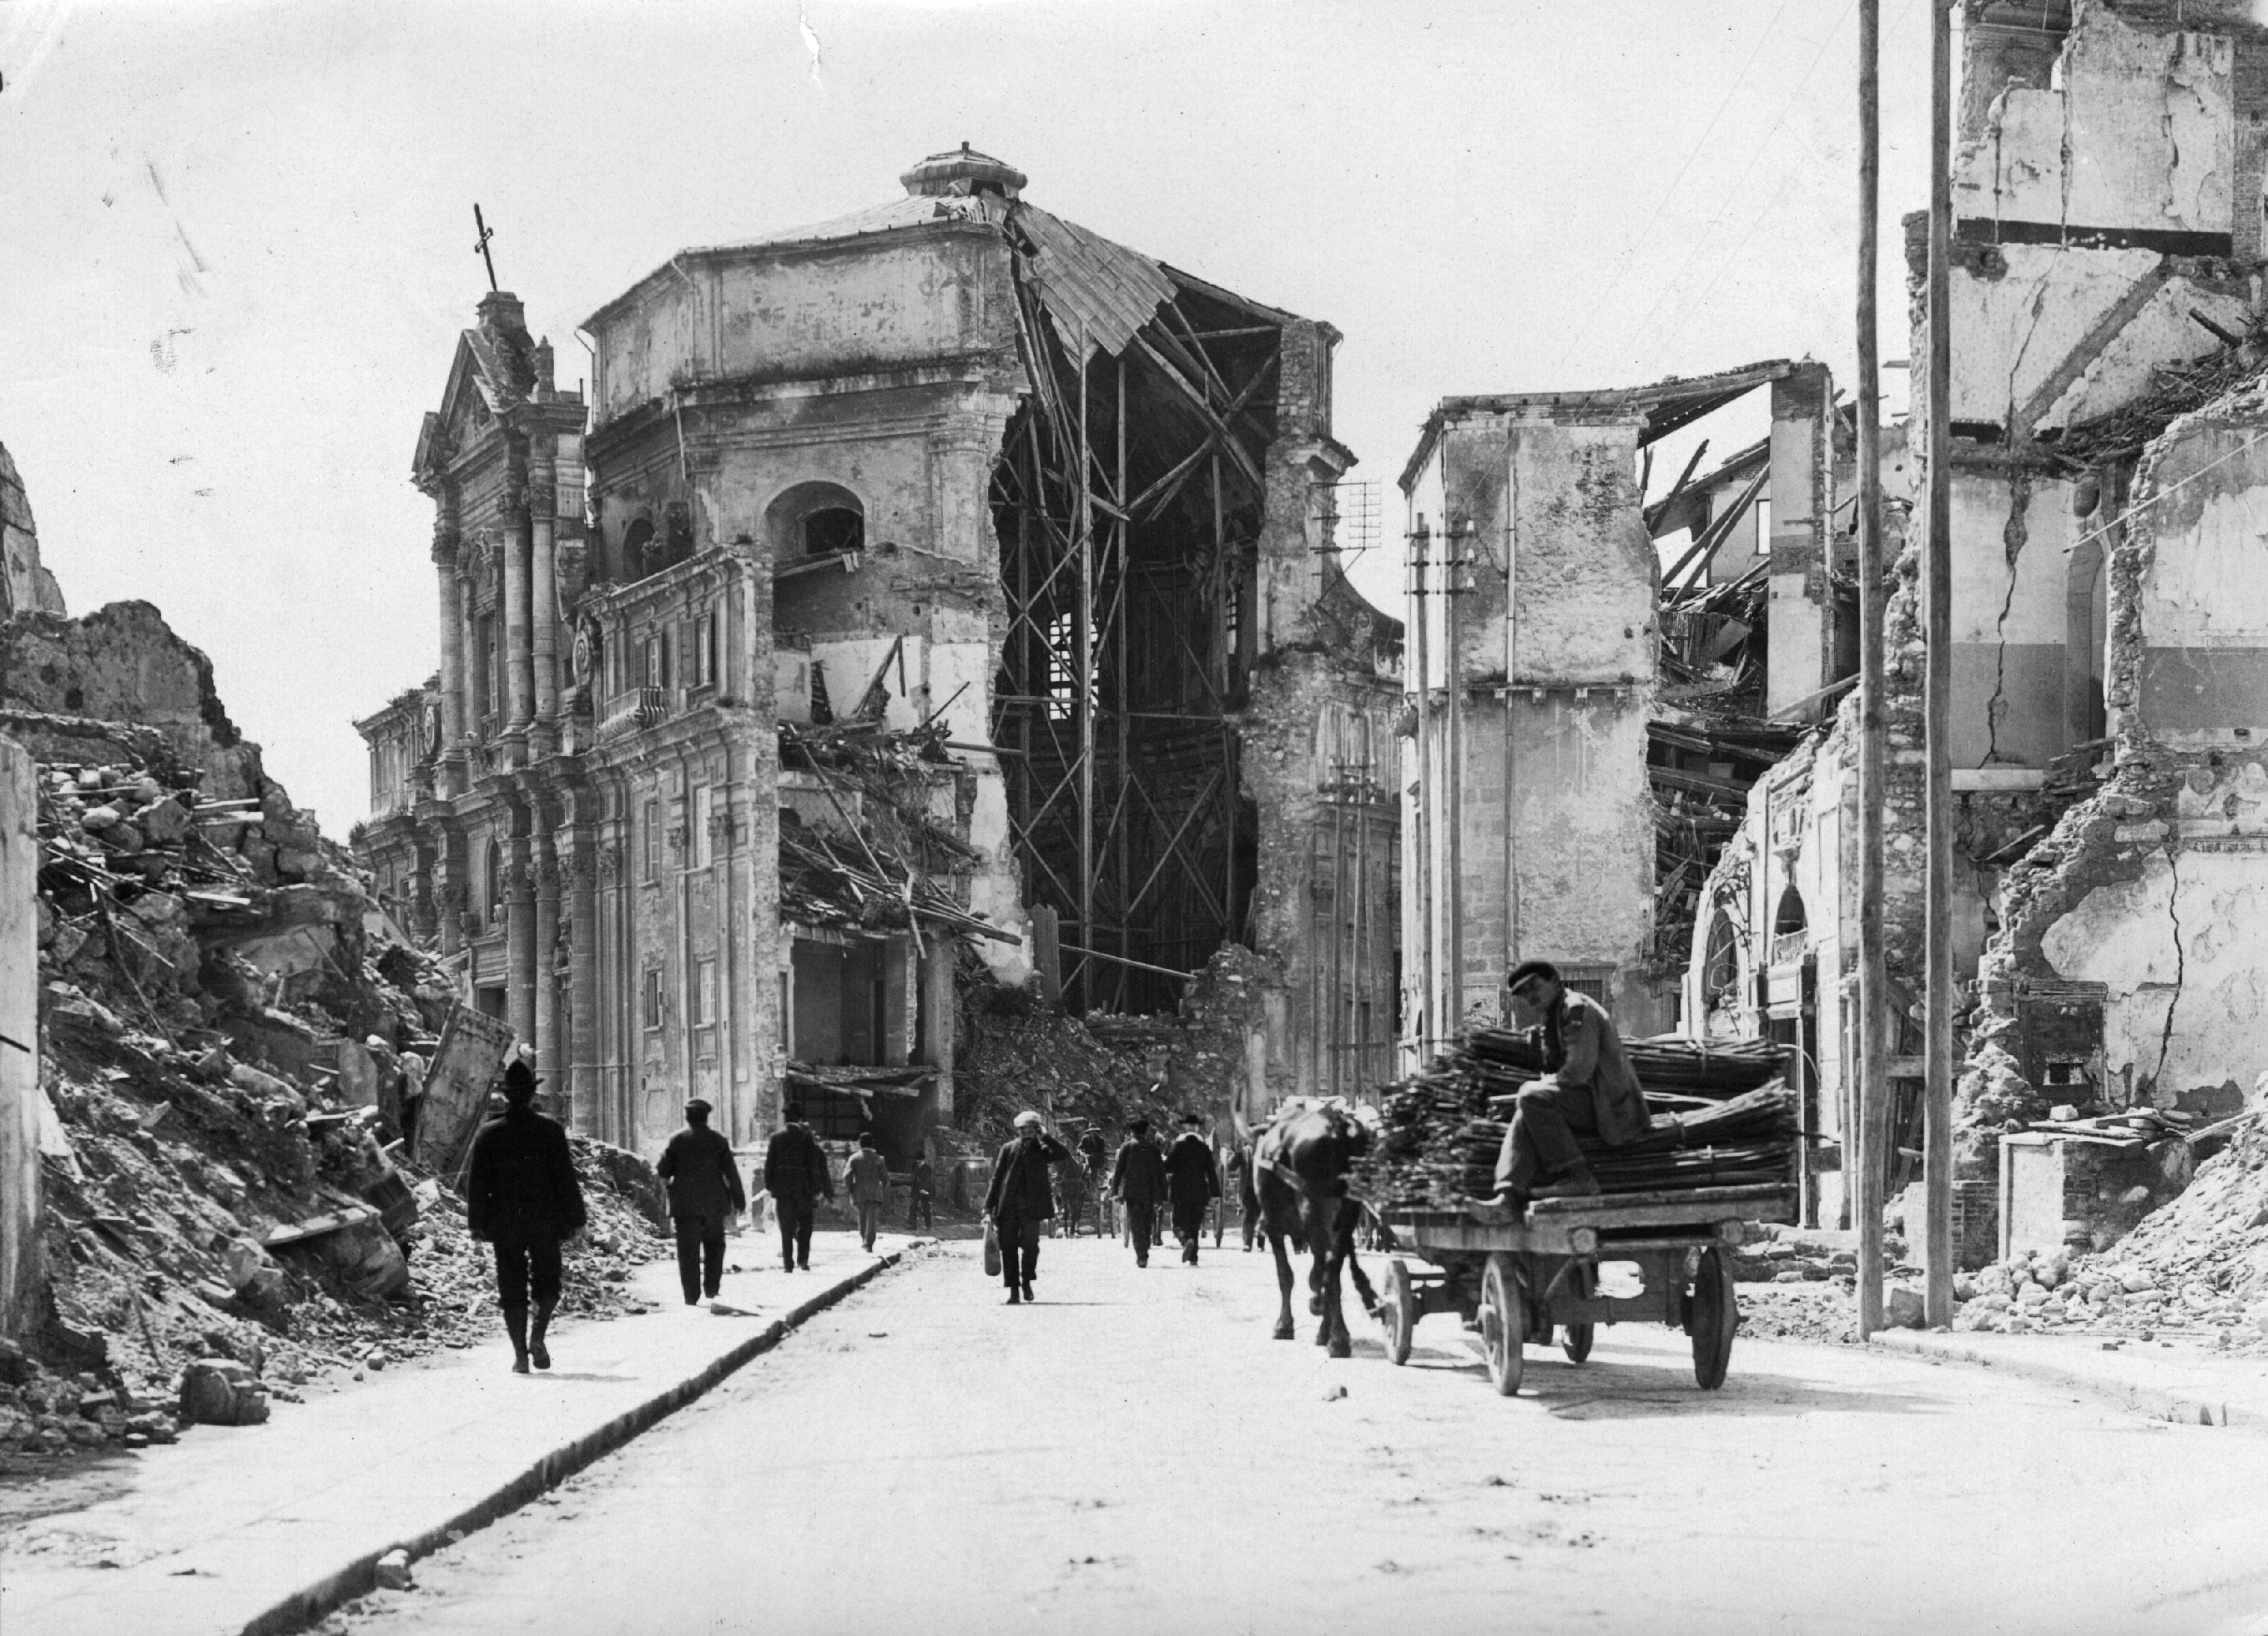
[1689,1245,1737,1390]
[1561,1259,1595,1364]
[1479,1254,1526,1397]
[1380,1257,1416,1366]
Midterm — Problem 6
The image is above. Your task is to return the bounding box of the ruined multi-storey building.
[1397,362,1840,1057]
[356,147,1401,1159]
[1676,0,2268,1232]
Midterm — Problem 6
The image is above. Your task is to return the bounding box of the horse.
[1245,1101,1379,1358]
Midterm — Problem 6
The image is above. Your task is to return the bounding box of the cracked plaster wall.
[1955,4,2236,237]
[1951,469,2078,767]
[2117,413,2268,739]
[0,445,64,621]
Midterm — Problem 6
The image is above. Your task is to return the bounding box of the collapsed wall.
[1,588,668,1455]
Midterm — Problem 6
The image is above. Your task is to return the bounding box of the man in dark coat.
[1491,960,1650,1211]
[656,1098,746,1306]
[1109,1117,1169,1269]
[1163,1112,1222,1266]
[466,1060,586,1373]
[906,1153,935,1232]
[983,1110,1070,1304]
[763,1101,834,1272]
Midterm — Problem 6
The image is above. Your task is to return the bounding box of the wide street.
[315,1232,2268,1636]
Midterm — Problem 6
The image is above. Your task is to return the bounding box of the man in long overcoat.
[763,1101,834,1272]
[1109,1117,1169,1269]
[984,1111,1070,1304]
[1163,1112,1222,1266]
[466,1060,587,1373]
[657,1097,746,1305]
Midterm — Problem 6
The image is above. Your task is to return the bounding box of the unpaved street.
[329,1237,2268,1636]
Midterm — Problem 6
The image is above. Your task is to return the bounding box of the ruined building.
[356,148,1402,1158]
[1397,362,1840,1057]
[1678,0,2268,1234]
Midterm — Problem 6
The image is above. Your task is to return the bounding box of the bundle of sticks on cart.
[1358,1031,1795,1209]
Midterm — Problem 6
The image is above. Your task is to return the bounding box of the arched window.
[1703,907,1740,1004]
[485,840,504,929]
[802,506,863,556]
[621,517,656,582]
[766,481,865,561]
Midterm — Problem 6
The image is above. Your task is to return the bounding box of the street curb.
[1867,1331,2241,1428]
[239,1242,935,1636]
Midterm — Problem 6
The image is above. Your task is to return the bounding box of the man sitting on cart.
[1492,960,1649,1213]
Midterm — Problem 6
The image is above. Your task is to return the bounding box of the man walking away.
[847,1132,890,1253]
[1223,1140,1256,1251]
[1109,1117,1168,1269]
[657,1098,746,1306]
[764,1102,835,1272]
[1164,1112,1222,1266]
[466,1060,586,1374]
[906,1152,935,1231]
[1490,961,1649,1212]
[984,1111,1070,1304]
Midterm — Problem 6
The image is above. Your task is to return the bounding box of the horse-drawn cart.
[1377,1182,1797,1396]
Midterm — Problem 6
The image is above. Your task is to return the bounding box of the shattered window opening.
[802,506,863,557]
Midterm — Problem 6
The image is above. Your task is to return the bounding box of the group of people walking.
[463,1047,1250,1361]
[978,1107,1243,1301]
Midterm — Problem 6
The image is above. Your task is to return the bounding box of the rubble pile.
[21,749,668,1457]
[778,718,1004,947]
[952,962,1176,1151]
[1358,1031,1791,1208]
[1949,1111,2268,1350]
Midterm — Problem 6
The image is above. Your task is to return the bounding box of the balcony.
[597,686,678,744]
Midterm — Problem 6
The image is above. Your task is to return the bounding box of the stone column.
[564,798,602,1136]
[530,438,560,754]
[502,452,535,763]
[505,819,537,1053]
[431,495,467,799]
[533,819,561,1100]
[433,825,466,959]
[458,561,481,749]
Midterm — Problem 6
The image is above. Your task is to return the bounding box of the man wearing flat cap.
[763,1101,835,1272]
[657,1098,746,1306]
[983,1111,1071,1304]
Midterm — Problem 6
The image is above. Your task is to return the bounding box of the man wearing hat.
[657,1098,746,1306]
[466,1059,586,1373]
[763,1102,834,1272]
[1108,1117,1169,1269]
[1163,1112,1222,1266]
[1491,960,1647,1212]
[982,1111,1071,1304]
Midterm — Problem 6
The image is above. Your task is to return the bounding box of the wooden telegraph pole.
[1924,0,1957,1325]
[1853,0,1889,1337]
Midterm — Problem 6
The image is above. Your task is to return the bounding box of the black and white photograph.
[3,2,2268,1632]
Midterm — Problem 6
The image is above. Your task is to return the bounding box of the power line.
[1551,0,1793,377]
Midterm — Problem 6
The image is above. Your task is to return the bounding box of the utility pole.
[1924,0,1957,1326]
[1407,520,1435,1057]
[1853,0,1889,1337]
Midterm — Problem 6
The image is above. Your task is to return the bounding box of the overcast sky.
[0,0,1935,828]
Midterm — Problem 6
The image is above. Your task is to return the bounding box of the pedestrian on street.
[906,1153,936,1231]
[656,1098,746,1306]
[847,1132,891,1252]
[1222,1140,1257,1251]
[983,1110,1070,1304]
[1490,960,1648,1212]
[1108,1117,1168,1269]
[397,1040,430,1152]
[465,1059,586,1375]
[1164,1111,1221,1266]
[763,1101,835,1272]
